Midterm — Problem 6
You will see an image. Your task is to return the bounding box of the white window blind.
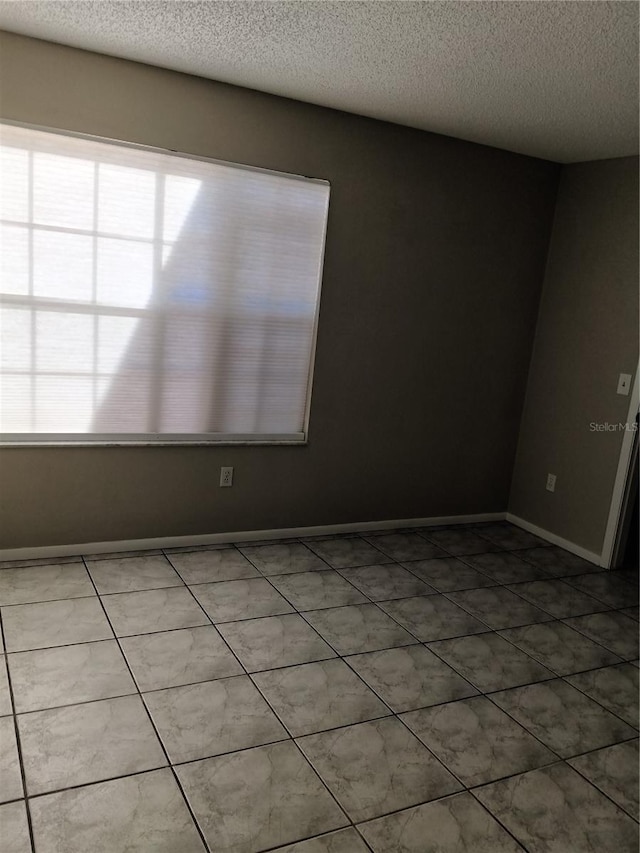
[0,123,329,443]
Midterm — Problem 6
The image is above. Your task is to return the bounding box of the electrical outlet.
[546,473,556,492]
[219,466,234,487]
[617,373,632,396]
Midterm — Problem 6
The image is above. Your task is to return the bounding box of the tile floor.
[0,522,638,852]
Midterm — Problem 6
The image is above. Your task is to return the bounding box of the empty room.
[0,2,638,852]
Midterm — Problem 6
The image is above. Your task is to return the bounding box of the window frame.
[0,120,330,447]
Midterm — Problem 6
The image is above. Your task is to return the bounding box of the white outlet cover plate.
[617,373,632,395]
[219,466,234,487]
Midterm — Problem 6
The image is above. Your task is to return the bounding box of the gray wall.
[0,32,559,549]
[509,156,639,555]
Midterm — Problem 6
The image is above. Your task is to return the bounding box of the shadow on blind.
[0,123,330,441]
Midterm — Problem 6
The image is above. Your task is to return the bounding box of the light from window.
[0,123,330,443]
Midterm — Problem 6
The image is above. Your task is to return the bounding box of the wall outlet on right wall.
[617,373,632,395]
[546,473,556,492]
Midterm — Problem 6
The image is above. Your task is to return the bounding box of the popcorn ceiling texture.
[0,0,637,163]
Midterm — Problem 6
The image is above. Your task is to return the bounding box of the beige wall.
[0,32,559,549]
[509,156,639,555]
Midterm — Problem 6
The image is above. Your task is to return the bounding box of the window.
[0,123,329,443]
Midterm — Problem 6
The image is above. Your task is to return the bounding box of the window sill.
[0,436,308,448]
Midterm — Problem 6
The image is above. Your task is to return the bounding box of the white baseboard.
[506,513,602,567]
[0,511,506,562]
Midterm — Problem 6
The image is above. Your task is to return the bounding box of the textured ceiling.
[0,1,637,163]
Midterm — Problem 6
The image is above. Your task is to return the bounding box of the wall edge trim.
[506,512,602,566]
[0,511,506,560]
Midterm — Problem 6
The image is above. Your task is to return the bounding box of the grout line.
[565,751,640,825]
[465,790,532,851]
[421,619,639,747]
[77,558,213,853]
[495,625,627,672]
[451,657,639,740]
[354,787,531,852]
[561,578,636,611]
[7,651,638,730]
[557,668,640,732]
[0,611,37,853]
[157,549,360,837]
[494,635,625,678]
[256,826,375,853]
[445,578,612,631]
[559,613,639,661]
[165,550,357,839]
[27,762,170,801]
[15,729,639,823]
[431,592,549,633]
[0,794,28,806]
[557,735,640,765]
[467,747,640,831]
[0,558,85,571]
[399,558,500,590]
[23,766,180,802]
[417,644,567,762]
[1,592,100,609]
[12,686,139,717]
[505,581,615,620]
